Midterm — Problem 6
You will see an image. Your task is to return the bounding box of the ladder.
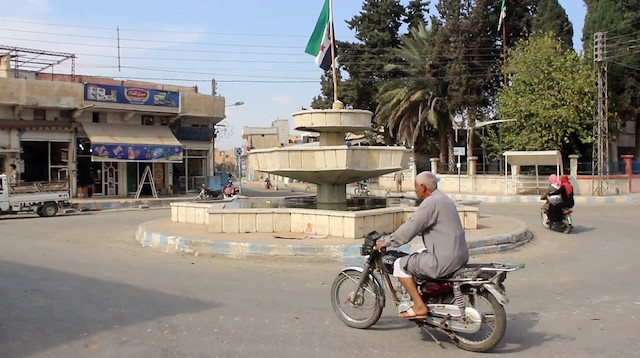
[134,166,158,199]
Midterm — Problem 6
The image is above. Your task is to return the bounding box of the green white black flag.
[498,0,506,31]
[304,0,332,71]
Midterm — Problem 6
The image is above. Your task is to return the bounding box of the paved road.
[0,202,639,357]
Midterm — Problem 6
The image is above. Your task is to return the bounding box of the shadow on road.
[0,261,218,357]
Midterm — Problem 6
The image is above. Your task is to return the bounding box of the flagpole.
[328,0,339,104]
[502,18,507,87]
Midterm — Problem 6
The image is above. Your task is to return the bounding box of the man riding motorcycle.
[376,171,468,319]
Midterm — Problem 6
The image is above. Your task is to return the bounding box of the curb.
[447,193,640,204]
[71,197,194,212]
[135,216,532,263]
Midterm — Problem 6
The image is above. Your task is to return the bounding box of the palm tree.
[375,23,451,162]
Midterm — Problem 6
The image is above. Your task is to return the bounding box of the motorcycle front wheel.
[330,269,383,329]
[453,290,506,352]
[541,210,551,229]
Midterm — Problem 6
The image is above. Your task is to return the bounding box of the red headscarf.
[560,175,573,195]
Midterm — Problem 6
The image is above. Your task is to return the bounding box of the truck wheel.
[36,208,44,217]
[41,203,58,217]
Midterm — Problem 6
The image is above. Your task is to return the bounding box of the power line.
[0,19,315,39]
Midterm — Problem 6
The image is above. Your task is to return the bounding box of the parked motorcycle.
[222,185,239,198]
[541,206,573,233]
[330,231,524,352]
[196,185,221,201]
[353,180,370,196]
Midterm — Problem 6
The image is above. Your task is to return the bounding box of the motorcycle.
[353,180,370,196]
[330,231,524,352]
[196,185,221,201]
[222,184,239,198]
[541,205,573,234]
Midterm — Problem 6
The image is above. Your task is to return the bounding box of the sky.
[0,0,586,150]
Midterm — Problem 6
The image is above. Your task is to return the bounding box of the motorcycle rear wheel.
[330,269,383,329]
[453,290,506,352]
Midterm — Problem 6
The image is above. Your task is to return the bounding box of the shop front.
[0,121,73,184]
[79,122,183,197]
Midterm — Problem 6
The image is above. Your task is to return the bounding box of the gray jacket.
[384,190,469,279]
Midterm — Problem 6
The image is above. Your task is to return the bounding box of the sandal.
[398,306,428,319]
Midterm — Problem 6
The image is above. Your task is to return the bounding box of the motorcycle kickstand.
[416,322,444,348]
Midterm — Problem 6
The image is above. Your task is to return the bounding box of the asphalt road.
[0,201,639,358]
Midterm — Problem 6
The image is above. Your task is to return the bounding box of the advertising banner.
[91,143,183,163]
[84,83,180,108]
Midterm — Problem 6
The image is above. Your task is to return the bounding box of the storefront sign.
[84,84,180,108]
[91,143,183,162]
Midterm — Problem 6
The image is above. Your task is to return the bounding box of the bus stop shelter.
[503,150,562,194]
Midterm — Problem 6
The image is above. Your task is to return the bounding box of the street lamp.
[212,101,244,180]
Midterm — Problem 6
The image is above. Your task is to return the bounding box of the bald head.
[416,171,438,192]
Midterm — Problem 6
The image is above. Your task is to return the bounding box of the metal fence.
[577,161,638,175]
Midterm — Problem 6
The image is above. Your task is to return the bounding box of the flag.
[305,0,332,71]
[497,0,506,31]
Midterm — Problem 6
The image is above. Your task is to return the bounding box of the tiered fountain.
[169,104,484,240]
[247,102,411,207]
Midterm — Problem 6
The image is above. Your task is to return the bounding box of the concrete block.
[273,213,291,232]
[222,213,240,233]
[209,213,223,233]
[329,216,344,238]
[315,214,330,236]
[256,213,274,233]
[239,213,257,233]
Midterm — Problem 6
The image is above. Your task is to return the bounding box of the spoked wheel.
[541,210,551,229]
[453,290,506,352]
[330,269,383,329]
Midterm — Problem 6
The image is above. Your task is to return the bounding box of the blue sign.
[91,143,183,163]
[84,83,180,108]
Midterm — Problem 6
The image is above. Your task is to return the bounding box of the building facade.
[0,50,225,197]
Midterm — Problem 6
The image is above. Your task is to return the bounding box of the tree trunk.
[467,109,476,160]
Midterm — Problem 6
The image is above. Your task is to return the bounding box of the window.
[160,117,169,126]
[92,112,100,123]
[142,115,154,125]
[34,109,46,120]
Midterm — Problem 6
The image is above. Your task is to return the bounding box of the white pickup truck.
[0,173,71,217]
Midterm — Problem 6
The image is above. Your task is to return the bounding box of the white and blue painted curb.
[135,217,532,264]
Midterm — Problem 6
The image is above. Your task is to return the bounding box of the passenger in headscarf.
[541,174,565,226]
[560,174,575,208]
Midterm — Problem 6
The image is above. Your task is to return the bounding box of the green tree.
[495,32,595,155]
[532,0,574,50]
[338,0,406,112]
[405,0,430,31]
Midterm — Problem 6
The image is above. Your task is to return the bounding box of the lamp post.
[211,101,244,181]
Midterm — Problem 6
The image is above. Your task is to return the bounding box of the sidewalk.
[135,214,532,263]
[70,179,639,212]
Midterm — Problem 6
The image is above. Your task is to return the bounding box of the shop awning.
[82,123,183,163]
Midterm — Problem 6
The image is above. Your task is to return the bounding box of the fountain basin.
[292,108,373,133]
[247,146,411,184]
[171,201,478,239]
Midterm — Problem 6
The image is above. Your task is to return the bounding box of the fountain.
[170,103,478,239]
[247,101,410,207]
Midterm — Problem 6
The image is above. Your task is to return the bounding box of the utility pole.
[592,32,609,196]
